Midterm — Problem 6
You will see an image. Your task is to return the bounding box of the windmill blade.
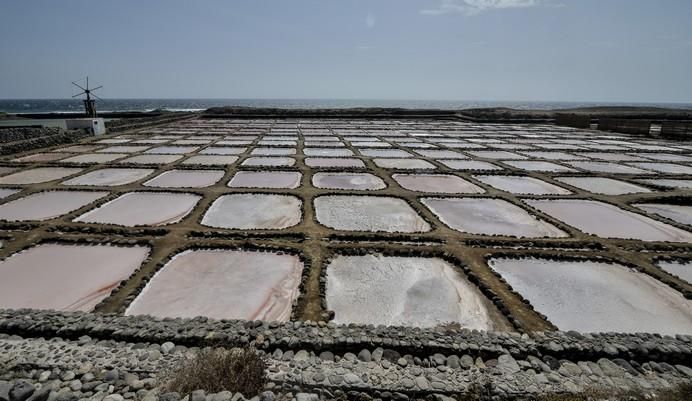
[72,81,87,91]
[72,92,86,98]
[92,93,103,101]
[91,85,103,91]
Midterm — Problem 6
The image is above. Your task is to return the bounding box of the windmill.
[72,77,102,118]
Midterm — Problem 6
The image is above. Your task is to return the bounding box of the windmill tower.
[72,77,102,118]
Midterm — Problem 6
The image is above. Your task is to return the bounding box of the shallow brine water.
[202,194,302,229]
[439,160,502,171]
[314,195,430,233]
[118,155,183,165]
[242,157,295,167]
[62,168,155,186]
[504,161,576,172]
[228,171,302,189]
[75,192,201,226]
[656,260,692,285]
[555,177,651,195]
[567,162,653,175]
[633,203,692,226]
[144,170,224,188]
[14,153,71,162]
[305,158,365,168]
[326,254,505,329]
[487,257,692,334]
[0,167,83,185]
[393,174,484,194]
[62,153,127,164]
[525,199,692,242]
[373,158,436,170]
[182,155,238,165]
[312,172,385,190]
[0,243,149,312]
[0,190,108,221]
[474,175,571,195]
[125,249,303,321]
[145,146,199,155]
[422,198,567,238]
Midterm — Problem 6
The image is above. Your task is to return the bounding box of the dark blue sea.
[1,99,691,114]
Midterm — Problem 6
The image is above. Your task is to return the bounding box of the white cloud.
[366,13,376,28]
[421,0,540,16]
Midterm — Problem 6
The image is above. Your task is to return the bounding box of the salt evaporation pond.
[422,198,567,238]
[0,191,108,221]
[75,192,201,226]
[656,260,692,284]
[474,175,571,195]
[305,158,365,168]
[634,203,692,226]
[0,167,83,185]
[373,158,436,169]
[504,161,576,172]
[119,155,183,165]
[637,179,692,189]
[567,161,652,175]
[304,148,353,157]
[202,194,302,229]
[61,154,127,164]
[312,172,385,190]
[314,195,430,233]
[251,148,296,156]
[0,243,149,312]
[487,257,692,334]
[439,160,502,171]
[629,162,692,175]
[199,147,246,155]
[393,174,484,194]
[360,149,412,158]
[145,146,198,154]
[182,155,238,165]
[242,157,295,167]
[125,249,303,321]
[62,168,155,186]
[144,170,224,188]
[228,171,302,189]
[555,177,651,195]
[525,199,692,242]
[0,188,19,198]
[14,153,71,162]
[326,254,505,329]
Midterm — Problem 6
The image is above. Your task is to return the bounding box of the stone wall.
[105,113,196,133]
[0,127,92,155]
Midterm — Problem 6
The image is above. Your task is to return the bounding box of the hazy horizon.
[2,0,691,103]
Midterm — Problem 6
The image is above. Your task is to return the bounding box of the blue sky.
[1,0,691,102]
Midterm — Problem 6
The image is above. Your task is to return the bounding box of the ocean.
[1,98,692,114]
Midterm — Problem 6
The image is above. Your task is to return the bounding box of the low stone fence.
[554,113,591,129]
[597,118,652,135]
[661,121,692,140]
[1,309,690,366]
[105,113,196,133]
[0,127,92,155]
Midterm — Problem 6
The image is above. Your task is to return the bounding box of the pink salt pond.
[422,198,567,238]
[312,172,386,190]
[61,153,127,164]
[393,174,484,194]
[125,249,303,321]
[228,171,302,189]
[0,167,83,185]
[0,191,108,221]
[144,170,224,188]
[305,158,365,168]
[182,155,238,165]
[0,243,149,312]
[74,192,201,226]
[202,194,302,229]
[62,168,155,186]
[525,199,692,242]
[314,195,430,233]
